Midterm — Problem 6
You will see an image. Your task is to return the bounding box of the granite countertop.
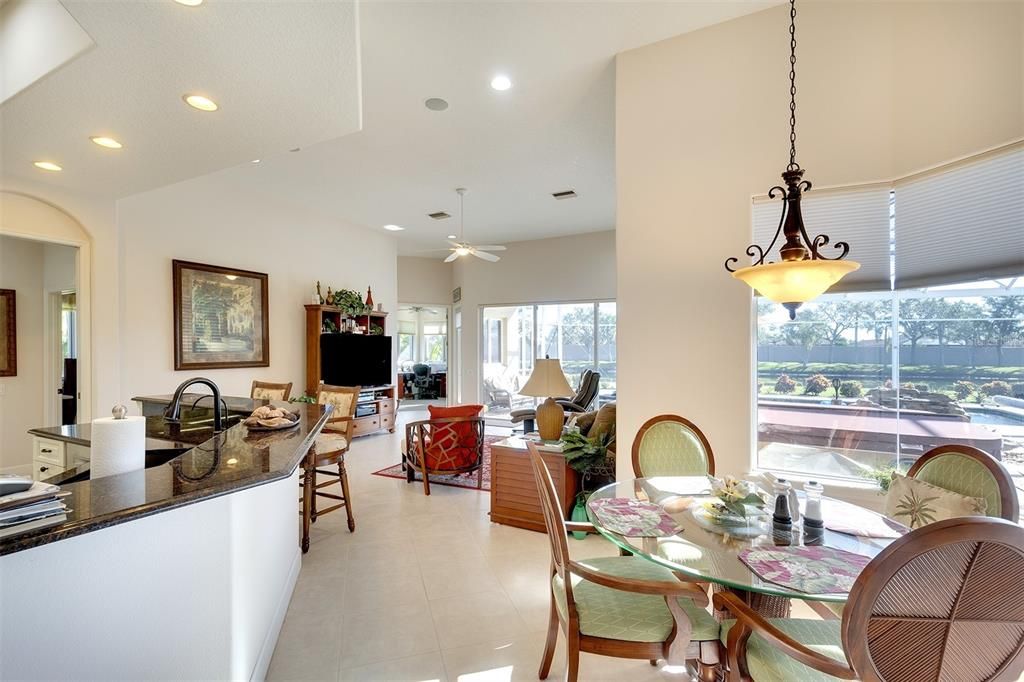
[133,393,270,413]
[2,402,331,556]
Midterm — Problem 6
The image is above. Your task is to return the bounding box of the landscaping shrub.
[774,374,796,394]
[914,383,930,393]
[804,374,830,395]
[980,380,1012,398]
[1013,383,1024,399]
[953,380,976,401]
[839,380,863,398]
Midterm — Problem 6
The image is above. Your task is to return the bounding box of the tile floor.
[267,407,817,681]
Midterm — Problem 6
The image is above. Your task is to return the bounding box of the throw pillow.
[590,403,616,441]
[424,404,484,469]
[884,473,987,529]
[573,410,598,434]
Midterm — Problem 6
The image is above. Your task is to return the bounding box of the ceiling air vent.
[552,190,577,200]
[428,211,451,220]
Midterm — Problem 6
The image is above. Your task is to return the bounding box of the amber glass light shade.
[731,259,860,304]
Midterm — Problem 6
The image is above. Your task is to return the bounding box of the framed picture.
[0,289,15,377]
[172,260,269,370]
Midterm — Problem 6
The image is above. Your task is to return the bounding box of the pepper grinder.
[772,479,793,529]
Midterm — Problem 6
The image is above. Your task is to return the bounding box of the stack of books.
[0,482,70,539]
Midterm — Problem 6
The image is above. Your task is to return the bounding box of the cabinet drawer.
[34,461,66,482]
[352,416,380,435]
[380,414,393,430]
[378,399,395,414]
[33,437,66,467]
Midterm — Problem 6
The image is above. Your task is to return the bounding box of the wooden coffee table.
[489,437,578,533]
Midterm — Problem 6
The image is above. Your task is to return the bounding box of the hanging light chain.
[787,0,799,171]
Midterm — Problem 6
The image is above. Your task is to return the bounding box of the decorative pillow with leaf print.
[884,473,987,529]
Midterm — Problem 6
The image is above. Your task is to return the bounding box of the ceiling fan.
[443,187,506,263]
[401,305,440,315]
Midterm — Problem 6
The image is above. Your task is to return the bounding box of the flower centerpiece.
[708,475,766,519]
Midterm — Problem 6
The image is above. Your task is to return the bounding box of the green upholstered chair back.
[631,415,715,478]
[907,445,1018,522]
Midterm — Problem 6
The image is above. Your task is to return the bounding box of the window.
[397,333,414,364]
[481,301,616,417]
[422,322,447,363]
[755,145,1024,484]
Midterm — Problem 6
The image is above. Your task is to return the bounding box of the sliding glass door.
[481,301,616,417]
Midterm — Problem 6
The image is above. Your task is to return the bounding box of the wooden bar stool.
[251,380,293,402]
[300,384,359,553]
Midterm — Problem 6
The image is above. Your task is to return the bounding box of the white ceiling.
[0,0,361,197]
[1,1,773,255]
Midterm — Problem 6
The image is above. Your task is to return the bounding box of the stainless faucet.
[164,377,224,432]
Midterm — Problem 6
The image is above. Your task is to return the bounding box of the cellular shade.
[894,144,1024,289]
[751,185,892,293]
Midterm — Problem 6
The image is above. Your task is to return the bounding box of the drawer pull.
[41,448,53,454]
[39,466,49,472]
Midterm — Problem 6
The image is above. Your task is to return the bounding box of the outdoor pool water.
[967,407,1024,427]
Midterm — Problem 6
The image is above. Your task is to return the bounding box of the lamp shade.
[519,358,574,398]
[731,259,860,304]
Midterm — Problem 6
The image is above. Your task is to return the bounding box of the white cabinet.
[32,437,66,481]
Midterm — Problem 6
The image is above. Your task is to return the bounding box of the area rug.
[371,435,502,492]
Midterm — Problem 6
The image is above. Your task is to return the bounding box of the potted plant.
[561,430,615,539]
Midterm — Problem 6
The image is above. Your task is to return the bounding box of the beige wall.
[453,229,616,403]
[615,2,1023,482]
[398,256,453,306]
[0,236,44,471]
[117,175,398,402]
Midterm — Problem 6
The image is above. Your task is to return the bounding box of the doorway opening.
[396,303,450,410]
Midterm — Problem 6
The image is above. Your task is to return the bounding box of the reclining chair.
[511,369,600,434]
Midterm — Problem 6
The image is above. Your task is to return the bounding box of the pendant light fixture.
[725,0,859,319]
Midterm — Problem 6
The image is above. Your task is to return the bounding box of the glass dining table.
[585,477,907,609]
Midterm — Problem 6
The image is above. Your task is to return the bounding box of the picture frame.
[172,260,269,370]
[0,289,16,377]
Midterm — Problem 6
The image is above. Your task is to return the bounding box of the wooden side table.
[490,437,578,533]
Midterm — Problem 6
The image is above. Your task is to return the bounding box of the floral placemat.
[587,497,682,537]
[738,546,871,594]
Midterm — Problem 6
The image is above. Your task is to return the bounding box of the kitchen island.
[0,400,330,681]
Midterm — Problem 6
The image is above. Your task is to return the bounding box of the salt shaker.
[803,480,824,529]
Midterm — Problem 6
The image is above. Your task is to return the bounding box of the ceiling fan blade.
[443,252,459,263]
[473,245,506,251]
[448,240,463,248]
[472,250,500,262]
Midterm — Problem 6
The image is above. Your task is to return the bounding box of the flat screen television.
[320,334,392,388]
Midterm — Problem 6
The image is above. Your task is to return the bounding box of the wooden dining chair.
[527,442,722,682]
[907,444,1019,522]
[715,516,1024,681]
[403,409,485,496]
[631,415,716,478]
[299,383,359,552]
[251,380,293,402]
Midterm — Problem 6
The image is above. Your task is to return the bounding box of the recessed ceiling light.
[183,94,218,111]
[490,75,512,91]
[289,147,301,152]
[424,97,449,111]
[90,136,123,149]
[383,224,404,232]
[34,161,62,172]
[447,234,457,239]
[251,159,261,164]
[174,0,203,5]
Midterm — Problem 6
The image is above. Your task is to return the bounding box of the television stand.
[351,385,396,437]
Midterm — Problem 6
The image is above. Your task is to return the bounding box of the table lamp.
[520,357,574,441]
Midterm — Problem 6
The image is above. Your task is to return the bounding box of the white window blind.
[894,145,1024,289]
[751,185,893,292]
[398,320,416,334]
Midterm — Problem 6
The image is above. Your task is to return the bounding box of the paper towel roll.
[90,416,145,479]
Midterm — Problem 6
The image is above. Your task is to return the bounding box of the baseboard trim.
[250,547,301,682]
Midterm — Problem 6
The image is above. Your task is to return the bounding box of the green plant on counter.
[290,394,316,404]
[561,431,612,477]
[323,318,338,333]
[370,323,384,336]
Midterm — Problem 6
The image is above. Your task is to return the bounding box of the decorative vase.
[571,497,589,540]
[365,286,374,309]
